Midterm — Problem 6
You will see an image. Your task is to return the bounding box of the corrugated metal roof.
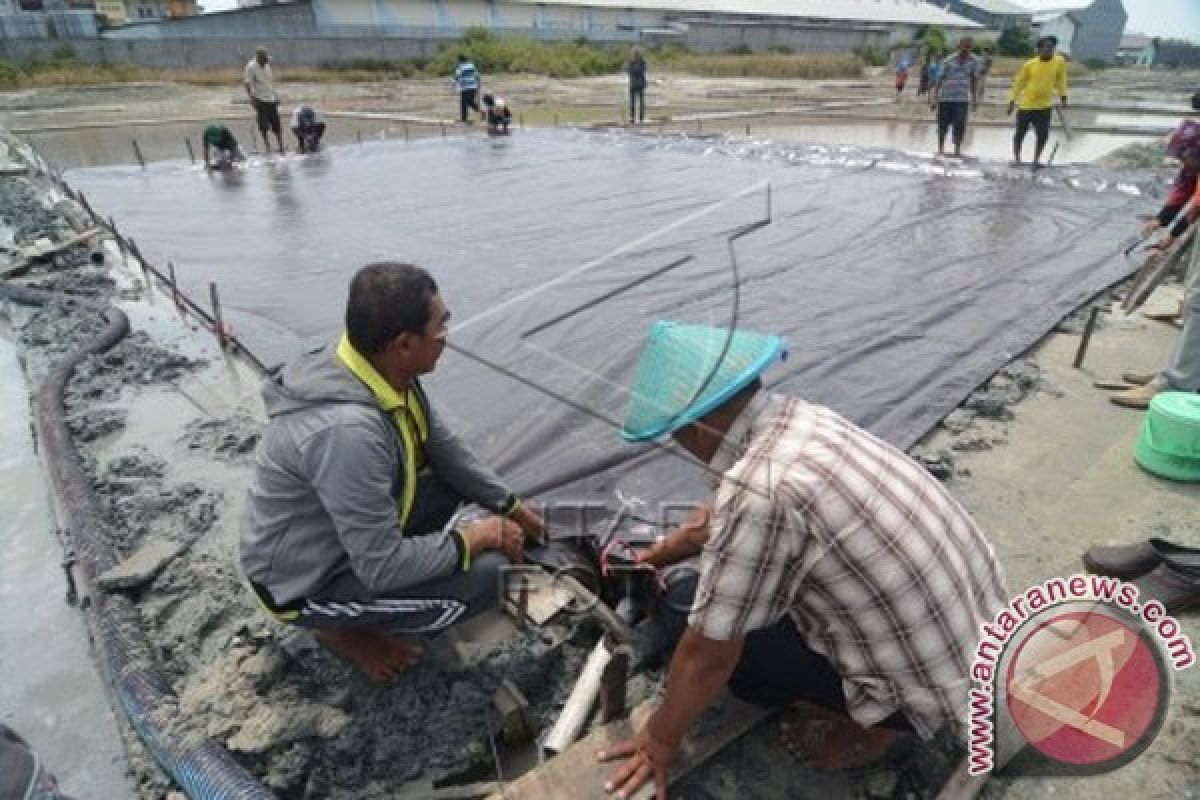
[1119,33,1152,50]
[955,0,1033,15]
[1016,0,1095,12]
[507,0,982,28]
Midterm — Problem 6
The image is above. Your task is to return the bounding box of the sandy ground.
[1,67,1199,799]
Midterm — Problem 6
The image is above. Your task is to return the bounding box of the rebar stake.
[210,282,228,350]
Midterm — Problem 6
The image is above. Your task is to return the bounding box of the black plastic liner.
[66,130,1151,513]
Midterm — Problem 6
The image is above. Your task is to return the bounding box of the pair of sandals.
[1083,537,1200,613]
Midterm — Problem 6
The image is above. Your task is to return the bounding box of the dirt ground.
[1,66,1199,800]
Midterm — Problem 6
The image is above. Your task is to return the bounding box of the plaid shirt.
[689,393,1007,738]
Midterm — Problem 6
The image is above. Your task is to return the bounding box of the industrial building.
[1023,0,1127,64]
[933,0,1033,31]
[1132,38,1200,69]
[26,0,983,50]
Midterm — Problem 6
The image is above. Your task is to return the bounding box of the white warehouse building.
[306,0,984,52]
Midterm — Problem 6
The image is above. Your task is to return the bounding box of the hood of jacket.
[261,344,376,419]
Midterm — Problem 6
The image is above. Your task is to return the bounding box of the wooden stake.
[1072,306,1101,369]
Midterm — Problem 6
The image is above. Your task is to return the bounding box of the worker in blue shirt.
[454,55,483,124]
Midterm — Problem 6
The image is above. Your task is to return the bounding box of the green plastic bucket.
[1135,391,1200,482]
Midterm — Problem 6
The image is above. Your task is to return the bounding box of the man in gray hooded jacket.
[241,262,543,681]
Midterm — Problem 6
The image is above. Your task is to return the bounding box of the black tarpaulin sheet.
[66,130,1149,511]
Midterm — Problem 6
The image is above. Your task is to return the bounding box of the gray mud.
[1097,140,1169,171]
[915,359,1052,483]
[0,176,72,246]
[180,412,261,459]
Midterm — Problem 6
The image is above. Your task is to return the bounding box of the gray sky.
[1120,0,1200,40]
[198,0,1200,41]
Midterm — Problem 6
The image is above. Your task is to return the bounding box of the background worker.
[978,45,994,98]
[1141,98,1200,254]
[201,123,244,170]
[599,322,1007,798]
[917,50,935,98]
[628,48,647,124]
[240,262,544,682]
[1111,102,1200,410]
[930,36,980,158]
[244,46,285,155]
[1008,36,1068,169]
[894,50,912,98]
[454,54,482,123]
[481,94,512,135]
[290,104,327,154]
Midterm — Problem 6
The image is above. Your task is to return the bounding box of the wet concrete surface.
[671,118,1153,163]
[0,335,135,798]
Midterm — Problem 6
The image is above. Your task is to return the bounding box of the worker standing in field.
[1008,35,1069,169]
[455,54,483,124]
[628,48,647,124]
[244,46,285,155]
[930,36,980,158]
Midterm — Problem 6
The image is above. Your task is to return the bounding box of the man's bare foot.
[313,628,423,683]
[779,703,901,770]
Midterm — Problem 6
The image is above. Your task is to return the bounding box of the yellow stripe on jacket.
[335,332,429,527]
[1010,56,1068,111]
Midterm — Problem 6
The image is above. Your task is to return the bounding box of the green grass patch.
[0,30,866,89]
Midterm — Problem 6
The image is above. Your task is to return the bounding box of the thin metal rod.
[356,129,362,145]
[522,255,694,339]
[131,138,145,168]
[209,282,227,349]
[185,138,195,164]
[167,262,181,311]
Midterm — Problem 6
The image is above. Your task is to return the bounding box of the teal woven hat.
[622,321,786,442]
[1135,391,1200,482]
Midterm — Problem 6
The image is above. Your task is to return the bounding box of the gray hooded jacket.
[239,343,513,607]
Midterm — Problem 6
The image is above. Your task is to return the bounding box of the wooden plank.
[487,694,771,800]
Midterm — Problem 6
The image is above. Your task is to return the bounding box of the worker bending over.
[599,321,1007,797]
[482,94,512,135]
[290,105,327,154]
[201,123,244,170]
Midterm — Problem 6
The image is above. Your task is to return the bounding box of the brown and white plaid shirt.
[689,393,1008,738]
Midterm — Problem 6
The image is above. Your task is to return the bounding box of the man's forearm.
[646,629,742,747]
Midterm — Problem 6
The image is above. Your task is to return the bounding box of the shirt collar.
[335,332,408,413]
[708,391,775,483]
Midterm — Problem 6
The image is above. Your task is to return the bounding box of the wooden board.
[487,694,771,800]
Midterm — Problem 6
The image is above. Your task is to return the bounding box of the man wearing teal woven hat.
[240,262,544,682]
[599,321,1007,796]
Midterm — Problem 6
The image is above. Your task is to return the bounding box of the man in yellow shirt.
[1007,35,1068,168]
